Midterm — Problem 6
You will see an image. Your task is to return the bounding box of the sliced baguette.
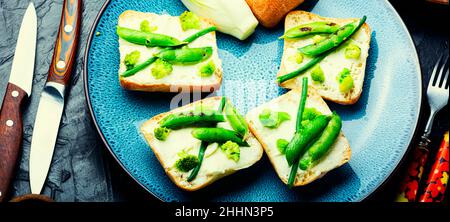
[277,10,372,105]
[118,10,222,92]
[245,0,305,28]
[246,86,351,186]
[141,97,263,191]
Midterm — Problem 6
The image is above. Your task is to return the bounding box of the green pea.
[310,65,325,83]
[280,21,339,39]
[159,111,225,129]
[298,16,367,57]
[191,128,249,147]
[117,26,186,47]
[284,115,331,166]
[156,47,213,65]
[345,43,361,59]
[337,68,354,93]
[299,112,342,170]
[224,101,248,138]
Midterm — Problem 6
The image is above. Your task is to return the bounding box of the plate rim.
[83,0,422,202]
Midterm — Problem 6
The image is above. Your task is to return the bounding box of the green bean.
[299,112,342,170]
[120,27,217,78]
[120,56,157,78]
[191,128,249,147]
[285,115,331,166]
[280,22,339,39]
[218,96,226,112]
[187,96,227,181]
[117,26,186,47]
[224,101,248,138]
[187,141,207,182]
[277,52,329,84]
[183,26,217,43]
[298,16,367,57]
[156,47,213,65]
[159,111,225,129]
[287,78,308,188]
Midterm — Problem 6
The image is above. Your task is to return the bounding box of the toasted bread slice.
[118,10,222,92]
[141,97,263,191]
[277,11,371,105]
[246,86,351,186]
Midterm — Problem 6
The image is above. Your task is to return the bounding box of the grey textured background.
[0,0,448,202]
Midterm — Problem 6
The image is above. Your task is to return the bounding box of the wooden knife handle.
[0,83,28,202]
[46,0,81,87]
[395,135,430,202]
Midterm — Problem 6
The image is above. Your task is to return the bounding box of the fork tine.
[435,55,447,87]
[443,69,449,89]
[429,55,443,88]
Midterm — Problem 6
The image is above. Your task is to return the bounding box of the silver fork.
[395,54,448,202]
[423,55,449,140]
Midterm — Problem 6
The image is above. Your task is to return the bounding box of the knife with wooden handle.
[0,3,37,202]
[29,0,82,195]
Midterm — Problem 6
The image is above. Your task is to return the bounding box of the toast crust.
[277,10,372,105]
[118,10,222,93]
[246,87,351,186]
[141,97,263,191]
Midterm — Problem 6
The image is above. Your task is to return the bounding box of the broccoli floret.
[198,61,216,77]
[124,50,140,70]
[154,127,170,141]
[140,20,157,33]
[175,155,199,172]
[151,59,173,79]
[179,11,201,31]
[259,109,291,128]
[220,141,240,162]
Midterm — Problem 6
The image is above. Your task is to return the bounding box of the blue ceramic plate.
[84,0,421,201]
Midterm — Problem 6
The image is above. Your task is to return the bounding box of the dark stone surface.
[0,0,448,202]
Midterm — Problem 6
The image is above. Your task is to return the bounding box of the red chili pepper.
[419,131,449,202]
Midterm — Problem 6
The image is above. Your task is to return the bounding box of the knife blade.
[0,2,37,202]
[29,0,82,195]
